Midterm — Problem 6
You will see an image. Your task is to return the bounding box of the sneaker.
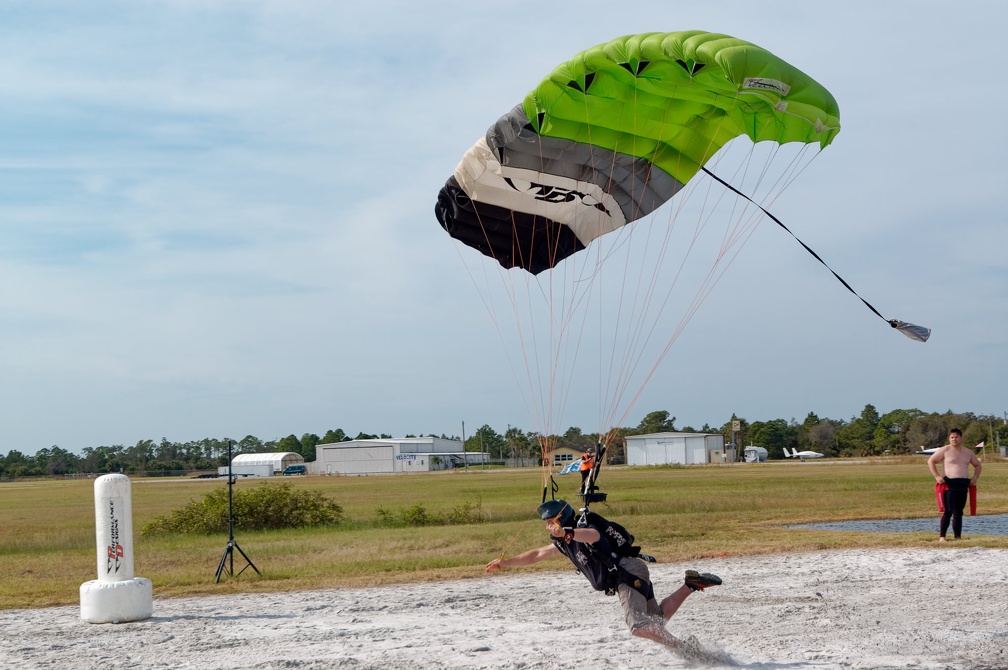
[685,570,722,592]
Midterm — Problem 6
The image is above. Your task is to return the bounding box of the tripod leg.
[215,542,234,583]
[231,541,261,576]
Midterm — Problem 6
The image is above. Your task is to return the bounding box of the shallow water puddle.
[788,513,1008,535]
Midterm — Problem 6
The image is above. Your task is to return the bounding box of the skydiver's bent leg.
[631,623,684,649]
[616,558,664,634]
[618,561,722,651]
[661,570,722,620]
[659,584,694,621]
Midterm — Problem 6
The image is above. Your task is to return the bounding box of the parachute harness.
[540,443,659,600]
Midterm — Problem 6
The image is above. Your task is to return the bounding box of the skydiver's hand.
[485,558,505,573]
[546,520,563,537]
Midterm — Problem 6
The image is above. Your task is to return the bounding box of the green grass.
[2,458,1006,609]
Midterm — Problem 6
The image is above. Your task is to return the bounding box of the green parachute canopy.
[435,31,840,275]
[434,30,925,474]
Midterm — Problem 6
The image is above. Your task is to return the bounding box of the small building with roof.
[624,432,728,466]
[220,451,305,477]
[313,437,483,475]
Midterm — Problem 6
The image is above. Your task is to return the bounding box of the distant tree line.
[2,406,1005,479]
[0,428,384,479]
[462,406,1007,464]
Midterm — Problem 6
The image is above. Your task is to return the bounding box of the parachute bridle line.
[700,166,930,342]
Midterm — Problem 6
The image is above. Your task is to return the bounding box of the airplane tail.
[784,448,793,458]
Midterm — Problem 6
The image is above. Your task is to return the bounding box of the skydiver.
[484,499,721,652]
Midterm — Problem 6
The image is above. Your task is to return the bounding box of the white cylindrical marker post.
[79,474,153,624]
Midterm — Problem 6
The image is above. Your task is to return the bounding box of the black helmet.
[537,499,574,526]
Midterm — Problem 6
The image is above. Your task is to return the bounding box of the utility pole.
[507,423,512,467]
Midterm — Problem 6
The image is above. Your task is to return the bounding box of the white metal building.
[219,451,305,477]
[624,432,726,466]
[313,437,478,475]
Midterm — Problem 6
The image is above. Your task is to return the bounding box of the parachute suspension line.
[512,264,549,434]
[491,433,554,566]
[516,118,588,441]
[501,128,572,444]
[598,89,647,434]
[589,82,709,433]
[596,95,620,436]
[496,213,557,433]
[699,133,821,292]
[531,129,562,439]
[449,213,544,431]
[569,80,642,439]
[572,89,609,443]
[531,100,616,444]
[700,166,931,342]
[689,135,791,294]
[494,523,526,564]
[605,103,748,432]
[607,206,707,430]
[601,103,680,431]
[612,92,688,433]
[453,158,599,443]
[605,107,785,431]
[540,431,560,501]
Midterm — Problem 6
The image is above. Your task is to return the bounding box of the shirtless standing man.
[927,428,982,541]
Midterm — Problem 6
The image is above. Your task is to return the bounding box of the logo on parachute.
[503,177,612,218]
[742,77,790,96]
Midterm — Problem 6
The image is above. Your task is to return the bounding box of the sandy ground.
[2,547,1007,670]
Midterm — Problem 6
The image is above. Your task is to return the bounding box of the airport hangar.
[624,432,730,465]
[311,437,484,475]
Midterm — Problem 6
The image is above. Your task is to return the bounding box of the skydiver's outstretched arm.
[486,521,600,573]
[485,544,560,573]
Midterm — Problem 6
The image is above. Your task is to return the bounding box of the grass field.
[2,457,1006,610]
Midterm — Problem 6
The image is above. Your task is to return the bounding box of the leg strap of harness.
[606,566,655,600]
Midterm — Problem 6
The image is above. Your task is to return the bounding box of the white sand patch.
[2,548,1006,669]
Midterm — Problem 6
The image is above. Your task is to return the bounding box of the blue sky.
[2,1,1006,455]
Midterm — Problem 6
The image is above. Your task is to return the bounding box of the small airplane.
[916,442,982,456]
[784,447,824,461]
